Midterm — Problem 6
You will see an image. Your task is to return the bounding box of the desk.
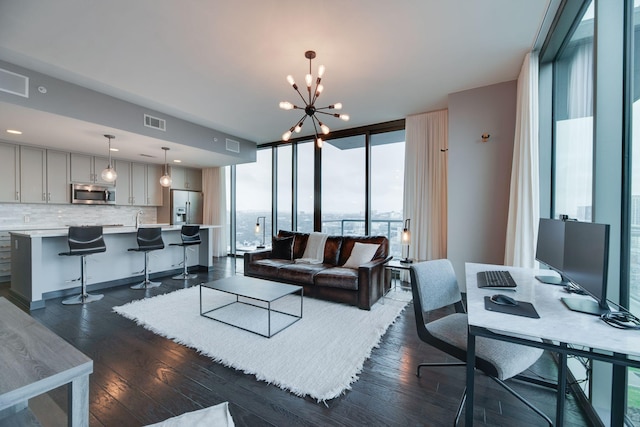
[0,297,93,426]
[464,263,640,426]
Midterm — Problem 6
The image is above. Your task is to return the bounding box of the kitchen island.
[10,225,219,309]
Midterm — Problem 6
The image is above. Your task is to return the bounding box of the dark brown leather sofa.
[243,230,391,310]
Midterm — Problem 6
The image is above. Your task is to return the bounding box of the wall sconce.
[481,133,491,142]
[400,218,412,264]
[255,216,266,249]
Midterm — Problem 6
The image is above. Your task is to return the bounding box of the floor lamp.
[400,219,412,263]
[255,216,266,249]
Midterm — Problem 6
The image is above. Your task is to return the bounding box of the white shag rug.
[113,284,410,402]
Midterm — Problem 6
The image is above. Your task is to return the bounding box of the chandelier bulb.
[316,84,324,95]
[282,130,292,141]
[294,124,302,133]
[319,122,330,134]
[279,101,294,110]
[333,102,342,110]
[340,114,350,121]
[287,75,295,86]
[318,65,325,78]
[316,137,323,148]
[305,73,312,88]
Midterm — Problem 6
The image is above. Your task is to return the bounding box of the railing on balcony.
[322,219,404,258]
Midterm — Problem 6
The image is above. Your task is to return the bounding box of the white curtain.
[504,52,540,267]
[403,109,448,261]
[202,167,228,257]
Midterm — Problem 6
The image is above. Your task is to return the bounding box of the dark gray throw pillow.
[271,236,294,260]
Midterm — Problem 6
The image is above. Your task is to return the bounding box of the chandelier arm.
[292,86,307,105]
[314,110,337,116]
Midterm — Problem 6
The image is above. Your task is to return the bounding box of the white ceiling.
[0,0,551,168]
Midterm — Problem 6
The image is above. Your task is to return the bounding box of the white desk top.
[465,262,640,358]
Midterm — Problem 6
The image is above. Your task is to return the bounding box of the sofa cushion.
[342,242,380,269]
[314,267,359,290]
[271,236,294,260]
[278,230,309,259]
[323,236,342,265]
[277,263,328,285]
[248,259,293,278]
[338,236,388,266]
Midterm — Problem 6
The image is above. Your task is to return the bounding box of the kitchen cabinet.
[0,142,20,203]
[20,147,70,204]
[146,164,163,206]
[70,153,112,185]
[170,166,202,191]
[115,160,162,206]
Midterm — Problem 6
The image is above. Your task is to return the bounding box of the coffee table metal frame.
[199,276,303,338]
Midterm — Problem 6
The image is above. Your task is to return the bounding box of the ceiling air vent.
[226,138,240,153]
[144,114,166,131]
[0,68,29,98]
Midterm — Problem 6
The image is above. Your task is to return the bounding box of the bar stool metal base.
[131,280,161,289]
[62,292,104,305]
[172,272,198,280]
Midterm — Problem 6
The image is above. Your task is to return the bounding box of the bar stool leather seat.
[128,227,165,289]
[58,226,106,305]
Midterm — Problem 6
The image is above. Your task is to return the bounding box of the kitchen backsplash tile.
[0,204,157,230]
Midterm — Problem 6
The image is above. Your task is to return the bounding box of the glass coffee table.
[200,275,303,338]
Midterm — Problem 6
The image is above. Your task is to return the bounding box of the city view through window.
[235,131,406,258]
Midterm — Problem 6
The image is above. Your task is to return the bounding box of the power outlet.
[23,215,30,223]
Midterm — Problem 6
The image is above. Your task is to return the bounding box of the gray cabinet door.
[46,150,70,203]
[20,146,46,203]
[0,143,20,203]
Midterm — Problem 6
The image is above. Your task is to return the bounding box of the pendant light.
[159,147,172,187]
[100,134,117,182]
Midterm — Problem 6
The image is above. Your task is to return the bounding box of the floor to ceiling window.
[296,140,314,233]
[235,148,272,251]
[628,0,640,422]
[321,135,366,235]
[276,144,292,233]
[371,130,406,258]
[553,2,594,221]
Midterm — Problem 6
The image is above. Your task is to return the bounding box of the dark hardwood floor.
[1,257,591,426]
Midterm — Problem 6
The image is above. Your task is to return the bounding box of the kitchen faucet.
[135,210,144,229]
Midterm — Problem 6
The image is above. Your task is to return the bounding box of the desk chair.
[170,225,201,280]
[409,259,552,426]
[59,226,106,305]
[128,227,164,289]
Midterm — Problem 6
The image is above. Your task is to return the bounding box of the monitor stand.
[561,297,611,316]
[535,275,568,286]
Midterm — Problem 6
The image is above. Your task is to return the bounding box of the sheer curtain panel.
[504,52,540,267]
[202,167,228,257]
[403,109,448,261]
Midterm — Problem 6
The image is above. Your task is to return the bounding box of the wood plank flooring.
[1,257,591,426]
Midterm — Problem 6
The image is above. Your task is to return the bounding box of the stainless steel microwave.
[71,183,116,205]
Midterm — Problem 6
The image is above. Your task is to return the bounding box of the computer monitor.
[534,218,569,285]
[561,220,611,316]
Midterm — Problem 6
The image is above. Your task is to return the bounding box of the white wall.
[447,81,517,290]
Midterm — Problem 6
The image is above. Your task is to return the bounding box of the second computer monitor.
[535,218,568,285]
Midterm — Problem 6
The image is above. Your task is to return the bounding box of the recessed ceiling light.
[6,129,22,135]
[110,147,119,152]
[173,159,182,163]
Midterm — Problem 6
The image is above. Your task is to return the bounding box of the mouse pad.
[483,296,540,318]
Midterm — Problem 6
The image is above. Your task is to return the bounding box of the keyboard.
[477,270,517,289]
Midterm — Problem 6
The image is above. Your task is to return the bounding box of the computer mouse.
[490,294,519,306]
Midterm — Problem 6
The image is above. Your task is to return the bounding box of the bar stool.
[170,225,201,280]
[58,226,106,305]
[128,227,165,289]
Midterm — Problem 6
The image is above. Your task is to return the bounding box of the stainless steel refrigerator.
[171,190,203,225]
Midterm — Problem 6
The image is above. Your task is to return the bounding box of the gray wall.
[447,80,517,289]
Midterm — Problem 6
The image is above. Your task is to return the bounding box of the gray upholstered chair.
[409,259,552,426]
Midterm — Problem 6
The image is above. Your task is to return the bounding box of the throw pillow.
[342,242,380,269]
[271,236,294,260]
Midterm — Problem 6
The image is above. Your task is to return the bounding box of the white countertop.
[10,224,220,238]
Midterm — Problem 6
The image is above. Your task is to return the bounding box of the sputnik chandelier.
[279,50,349,148]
